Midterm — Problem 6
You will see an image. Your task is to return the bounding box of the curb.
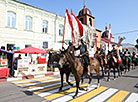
[0,72,59,82]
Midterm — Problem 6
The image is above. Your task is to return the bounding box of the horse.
[106,51,121,81]
[59,50,100,98]
[132,54,137,69]
[47,52,73,91]
[94,52,107,77]
[123,55,131,73]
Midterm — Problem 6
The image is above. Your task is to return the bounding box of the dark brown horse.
[94,52,106,77]
[59,51,100,98]
[123,56,131,73]
[106,52,121,81]
[48,52,73,91]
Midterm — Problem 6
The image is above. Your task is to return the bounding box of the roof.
[101,38,118,45]
[14,47,48,54]
[12,0,64,18]
[78,8,92,16]
[0,49,14,54]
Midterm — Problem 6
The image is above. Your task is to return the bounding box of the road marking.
[11,76,49,83]
[34,81,75,94]
[27,81,67,91]
[16,78,60,88]
[52,85,97,102]
[24,79,63,90]
[106,90,129,102]
[12,77,51,84]
[16,78,56,86]
[125,93,138,102]
[69,86,108,102]
[44,83,88,101]
[88,88,118,102]
[38,85,74,97]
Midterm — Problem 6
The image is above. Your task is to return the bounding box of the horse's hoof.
[97,83,100,88]
[86,88,89,91]
[70,84,74,87]
[107,79,110,81]
[113,78,116,80]
[73,95,76,99]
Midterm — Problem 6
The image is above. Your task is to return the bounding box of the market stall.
[14,47,48,77]
[0,49,14,78]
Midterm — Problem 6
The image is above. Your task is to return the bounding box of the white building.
[0,0,71,51]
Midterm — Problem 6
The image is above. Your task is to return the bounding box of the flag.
[62,9,74,48]
[108,24,111,48]
[71,10,83,37]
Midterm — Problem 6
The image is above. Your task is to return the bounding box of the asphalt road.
[0,66,137,102]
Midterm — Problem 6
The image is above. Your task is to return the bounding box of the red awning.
[14,47,48,54]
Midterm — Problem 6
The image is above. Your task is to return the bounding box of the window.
[25,45,32,48]
[7,11,16,28]
[25,16,32,31]
[42,20,48,33]
[59,24,64,36]
[89,18,92,26]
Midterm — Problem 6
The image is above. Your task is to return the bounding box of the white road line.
[125,93,138,102]
[52,85,97,102]
[27,81,67,91]
[19,78,61,87]
[38,85,73,97]
[13,77,52,84]
[88,88,118,102]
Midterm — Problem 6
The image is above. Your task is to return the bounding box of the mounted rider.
[79,39,90,73]
[110,44,118,63]
[124,48,132,64]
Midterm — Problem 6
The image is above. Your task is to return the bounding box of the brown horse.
[59,50,100,98]
[94,52,106,77]
[48,52,73,91]
[106,52,121,81]
[123,56,131,73]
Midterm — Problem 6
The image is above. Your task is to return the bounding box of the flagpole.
[62,9,67,49]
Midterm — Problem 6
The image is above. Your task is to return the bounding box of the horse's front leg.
[59,72,64,91]
[66,72,73,87]
[107,68,111,81]
[113,67,116,80]
[73,81,79,98]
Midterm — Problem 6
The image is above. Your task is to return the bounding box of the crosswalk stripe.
[88,88,118,102]
[38,85,74,97]
[16,78,56,86]
[106,90,129,102]
[52,85,97,102]
[125,93,138,102]
[12,77,51,84]
[27,80,67,91]
[24,79,63,90]
[44,83,88,101]
[34,81,75,94]
[11,76,49,83]
[69,86,108,102]
[19,78,61,88]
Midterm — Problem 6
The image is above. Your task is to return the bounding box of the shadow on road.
[23,90,33,96]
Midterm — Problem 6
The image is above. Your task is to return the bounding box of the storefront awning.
[14,47,48,54]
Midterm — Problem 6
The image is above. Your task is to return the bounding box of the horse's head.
[47,52,61,68]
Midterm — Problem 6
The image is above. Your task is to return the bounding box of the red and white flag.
[62,9,74,48]
[71,10,83,38]
[108,24,111,48]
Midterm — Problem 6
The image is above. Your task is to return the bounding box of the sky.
[18,0,138,45]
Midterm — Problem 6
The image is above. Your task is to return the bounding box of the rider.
[124,48,132,64]
[111,45,118,63]
[79,39,90,73]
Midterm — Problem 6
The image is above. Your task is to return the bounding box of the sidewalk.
[0,72,60,82]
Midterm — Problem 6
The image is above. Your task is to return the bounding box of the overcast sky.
[18,0,138,45]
